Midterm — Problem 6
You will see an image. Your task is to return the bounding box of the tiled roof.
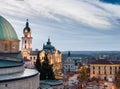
[30,51,38,55]
[91,60,120,64]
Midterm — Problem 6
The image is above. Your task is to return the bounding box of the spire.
[26,19,29,27]
[68,51,71,57]
[47,37,51,45]
[23,19,31,33]
[48,37,50,42]
[43,43,45,49]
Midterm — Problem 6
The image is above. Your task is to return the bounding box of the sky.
[0,0,120,51]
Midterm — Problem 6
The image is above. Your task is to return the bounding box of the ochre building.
[90,60,120,81]
[38,38,62,79]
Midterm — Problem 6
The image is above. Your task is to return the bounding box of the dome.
[43,38,55,50]
[0,16,19,40]
[23,19,31,33]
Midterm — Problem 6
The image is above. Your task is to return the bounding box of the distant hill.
[62,51,120,55]
[62,51,120,59]
[100,0,120,4]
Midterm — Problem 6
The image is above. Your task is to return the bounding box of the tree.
[42,53,55,80]
[35,52,55,80]
[35,53,41,72]
[35,52,45,80]
[77,66,90,82]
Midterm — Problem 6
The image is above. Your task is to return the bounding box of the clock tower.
[21,19,32,59]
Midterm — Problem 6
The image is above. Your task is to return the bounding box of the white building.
[64,51,79,72]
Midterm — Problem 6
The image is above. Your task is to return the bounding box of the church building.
[38,38,63,79]
[21,20,38,68]
[63,51,79,73]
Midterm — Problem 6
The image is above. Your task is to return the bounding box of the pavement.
[83,81,115,89]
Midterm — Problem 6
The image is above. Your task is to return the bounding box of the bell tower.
[21,19,32,58]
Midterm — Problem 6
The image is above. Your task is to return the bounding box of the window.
[4,44,8,51]
[25,45,26,49]
[98,66,100,70]
[110,70,112,74]
[66,65,67,68]
[93,66,95,70]
[30,57,32,59]
[93,71,95,74]
[110,67,112,70]
[99,71,100,74]
[104,66,106,69]
[104,71,106,74]
[115,70,117,74]
[34,57,36,59]
[25,40,27,43]
[5,84,8,87]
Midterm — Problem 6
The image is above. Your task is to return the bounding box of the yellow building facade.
[90,60,120,81]
[38,39,62,79]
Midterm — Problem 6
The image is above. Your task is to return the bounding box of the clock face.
[25,29,28,32]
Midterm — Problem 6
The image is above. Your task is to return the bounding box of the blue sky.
[0,0,120,51]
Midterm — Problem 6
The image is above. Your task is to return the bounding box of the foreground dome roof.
[0,16,19,40]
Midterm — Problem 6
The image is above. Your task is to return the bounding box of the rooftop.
[91,60,120,64]
[40,80,63,86]
[0,60,23,68]
[0,16,19,40]
[0,69,39,82]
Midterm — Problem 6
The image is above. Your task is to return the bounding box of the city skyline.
[0,0,120,51]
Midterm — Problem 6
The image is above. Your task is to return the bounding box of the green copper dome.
[0,16,19,40]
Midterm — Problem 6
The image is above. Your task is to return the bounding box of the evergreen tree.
[35,52,41,72]
[35,52,55,80]
[42,53,55,80]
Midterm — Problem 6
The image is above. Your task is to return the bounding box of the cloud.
[1,0,119,28]
[0,0,120,51]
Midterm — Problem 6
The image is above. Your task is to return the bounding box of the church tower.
[21,19,32,58]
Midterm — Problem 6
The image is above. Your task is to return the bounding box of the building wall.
[90,64,120,81]
[39,50,62,79]
[0,65,24,75]
[0,74,39,89]
[64,57,79,72]
[24,55,37,68]
[21,37,32,52]
[0,40,19,53]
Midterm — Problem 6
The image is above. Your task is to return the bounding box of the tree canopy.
[35,52,55,80]
[77,66,90,82]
